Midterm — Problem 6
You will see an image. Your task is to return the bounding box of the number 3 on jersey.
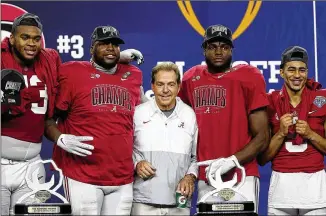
[23,75,47,114]
[285,141,307,152]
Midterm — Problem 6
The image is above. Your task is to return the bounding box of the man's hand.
[278,113,293,137]
[296,120,313,139]
[120,49,144,65]
[177,174,196,198]
[56,134,94,157]
[136,160,156,179]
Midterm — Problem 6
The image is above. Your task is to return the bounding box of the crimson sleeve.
[55,64,74,111]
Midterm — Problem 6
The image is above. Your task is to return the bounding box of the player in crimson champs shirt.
[258,46,326,215]
[1,13,61,216]
[178,24,270,213]
[45,25,144,215]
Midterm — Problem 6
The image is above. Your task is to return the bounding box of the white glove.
[57,134,94,157]
[206,155,238,180]
[120,49,144,65]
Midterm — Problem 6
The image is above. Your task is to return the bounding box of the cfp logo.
[16,159,69,204]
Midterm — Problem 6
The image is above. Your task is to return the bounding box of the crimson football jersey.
[178,64,269,181]
[1,66,47,143]
[52,61,142,186]
[268,90,326,173]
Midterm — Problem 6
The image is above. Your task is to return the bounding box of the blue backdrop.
[2,1,326,215]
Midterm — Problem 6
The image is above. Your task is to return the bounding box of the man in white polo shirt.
[132,62,198,215]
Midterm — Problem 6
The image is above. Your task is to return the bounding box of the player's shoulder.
[118,63,142,74]
[43,48,59,57]
[235,64,261,75]
[59,61,91,77]
[61,61,91,69]
[234,64,265,82]
[314,88,326,97]
[183,65,206,81]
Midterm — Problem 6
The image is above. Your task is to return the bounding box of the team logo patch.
[121,71,131,80]
[313,96,326,108]
[1,3,46,48]
[90,73,100,79]
[192,75,200,81]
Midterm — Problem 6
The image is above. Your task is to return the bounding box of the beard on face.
[205,55,232,74]
[12,45,37,66]
[92,52,119,70]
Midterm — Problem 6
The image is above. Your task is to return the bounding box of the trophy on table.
[14,159,72,215]
[196,157,257,216]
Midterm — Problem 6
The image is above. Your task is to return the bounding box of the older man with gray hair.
[132,62,198,215]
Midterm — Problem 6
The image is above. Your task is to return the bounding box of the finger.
[180,182,186,195]
[75,136,94,142]
[183,183,190,197]
[76,142,94,150]
[141,168,152,177]
[296,120,307,124]
[144,164,156,175]
[71,150,87,157]
[74,146,92,156]
[197,160,214,166]
[280,113,292,120]
[189,183,195,197]
[138,171,147,179]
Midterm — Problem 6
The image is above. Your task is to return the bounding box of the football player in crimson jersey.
[258,46,326,215]
[178,24,270,213]
[1,13,61,216]
[44,25,145,215]
[1,13,144,216]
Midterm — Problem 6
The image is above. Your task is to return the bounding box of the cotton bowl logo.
[1,3,46,47]
[177,0,262,40]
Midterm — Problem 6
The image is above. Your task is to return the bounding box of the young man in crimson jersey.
[178,24,270,213]
[1,13,61,216]
[258,46,326,215]
[45,25,144,215]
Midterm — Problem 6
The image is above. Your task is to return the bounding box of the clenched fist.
[278,113,293,137]
[136,160,156,180]
[295,120,312,138]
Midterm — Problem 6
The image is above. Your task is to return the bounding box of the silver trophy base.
[14,203,71,215]
[196,201,257,216]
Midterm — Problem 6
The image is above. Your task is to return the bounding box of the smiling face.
[281,60,308,93]
[91,39,121,70]
[152,70,180,110]
[9,25,42,66]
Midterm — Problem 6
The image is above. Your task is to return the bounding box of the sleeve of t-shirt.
[246,67,269,113]
[178,69,194,106]
[55,63,75,111]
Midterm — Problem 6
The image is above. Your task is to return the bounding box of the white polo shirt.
[133,97,198,205]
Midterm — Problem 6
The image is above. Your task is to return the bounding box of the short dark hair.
[151,62,181,84]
